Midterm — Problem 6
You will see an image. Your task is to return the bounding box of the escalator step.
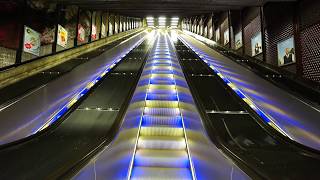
[142,115,181,126]
[146,94,178,101]
[131,167,192,180]
[140,126,184,136]
[145,100,179,108]
[138,136,186,150]
[134,149,189,168]
[147,89,176,94]
[144,107,180,116]
[149,84,176,90]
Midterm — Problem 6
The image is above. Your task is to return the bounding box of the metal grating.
[244,15,262,60]
[264,3,296,72]
[300,23,320,82]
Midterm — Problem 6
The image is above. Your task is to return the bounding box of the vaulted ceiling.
[56,0,296,17]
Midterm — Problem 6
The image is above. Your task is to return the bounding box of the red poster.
[77,24,85,42]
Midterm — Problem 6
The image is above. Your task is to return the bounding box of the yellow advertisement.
[57,25,68,48]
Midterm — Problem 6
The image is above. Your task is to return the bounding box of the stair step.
[131,167,192,180]
[151,70,173,74]
[150,74,173,79]
[149,84,175,90]
[142,115,181,126]
[140,126,184,136]
[146,100,178,108]
[144,107,180,116]
[134,149,189,168]
[138,136,186,150]
[150,80,175,85]
[147,89,176,94]
[146,94,177,101]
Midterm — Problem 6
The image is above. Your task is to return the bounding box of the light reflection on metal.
[178,31,291,139]
[35,33,147,133]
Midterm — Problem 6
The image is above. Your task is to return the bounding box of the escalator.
[71,31,249,180]
[0,36,151,179]
[129,34,194,179]
[174,38,320,179]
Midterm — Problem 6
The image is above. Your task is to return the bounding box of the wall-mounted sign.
[251,32,262,56]
[215,28,220,42]
[57,25,68,48]
[224,29,229,45]
[101,23,106,37]
[277,37,296,66]
[91,25,97,40]
[77,24,85,42]
[23,26,40,56]
[235,31,243,49]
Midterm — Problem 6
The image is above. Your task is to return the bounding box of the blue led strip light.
[35,38,145,133]
[178,35,290,139]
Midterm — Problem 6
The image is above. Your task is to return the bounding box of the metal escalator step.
[149,84,175,90]
[138,136,186,150]
[145,100,178,108]
[151,66,172,70]
[134,149,189,168]
[142,115,181,126]
[131,167,192,180]
[146,94,177,101]
[140,126,184,136]
[144,107,180,116]
[147,63,171,67]
[147,89,176,94]
[150,79,175,85]
[150,74,174,79]
[151,70,173,74]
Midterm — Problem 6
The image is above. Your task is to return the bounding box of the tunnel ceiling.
[56,0,296,17]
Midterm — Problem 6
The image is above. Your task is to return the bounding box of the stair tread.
[140,126,184,136]
[135,149,189,168]
[138,136,186,149]
[131,167,192,180]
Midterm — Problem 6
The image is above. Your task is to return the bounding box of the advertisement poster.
[77,24,85,42]
[209,26,213,39]
[57,25,68,48]
[101,23,106,37]
[224,29,229,45]
[235,31,243,49]
[215,28,220,42]
[23,26,40,56]
[109,23,113,36]
[91,25,97,40]
[204,26,208,37]
[277,37,296,66]
[251,32,262,56]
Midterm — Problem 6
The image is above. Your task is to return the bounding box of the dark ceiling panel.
[55,0,297,17]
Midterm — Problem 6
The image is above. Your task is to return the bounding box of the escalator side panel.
[0,31,148,146]
[179,32,320,151]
